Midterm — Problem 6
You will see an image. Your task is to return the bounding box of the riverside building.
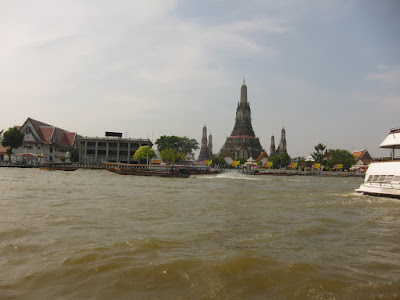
[4,117,78,165]
[77,132,152,164]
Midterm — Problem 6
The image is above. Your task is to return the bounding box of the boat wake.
[197,170,259,180]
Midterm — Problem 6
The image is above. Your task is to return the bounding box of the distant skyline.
[1,0,399,158]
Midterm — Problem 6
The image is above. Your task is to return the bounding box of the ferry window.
[377,175,385,182]
[393,176,400,182]
[385,175,394,183]
[371,175,378,182]
[366,175,373,182]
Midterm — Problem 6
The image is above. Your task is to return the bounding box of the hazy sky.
[1,0,399,158]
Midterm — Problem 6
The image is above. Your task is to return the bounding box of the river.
[0,168,399,299]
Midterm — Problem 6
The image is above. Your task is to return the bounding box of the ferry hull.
[356,161,400,198]
[356,185,400,198]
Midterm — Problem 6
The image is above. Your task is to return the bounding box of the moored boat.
[40,163,77,171]
[356,127,400,198]
[102,163,190,178]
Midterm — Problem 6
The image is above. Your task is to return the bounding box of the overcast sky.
[1,0,399,158]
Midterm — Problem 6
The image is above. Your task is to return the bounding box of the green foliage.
[70,149,79,162]
[155,135,199,156]
[160,148,185,164]
[312,143,327,164]
[268,153,291,169]
[155,135,199,163]
[326,149,356,170]
[236,156,247,165]
[133,146,155,164]
[1,126,24,161]
[210,156,227,166]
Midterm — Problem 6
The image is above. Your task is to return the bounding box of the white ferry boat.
[356,128,400,198]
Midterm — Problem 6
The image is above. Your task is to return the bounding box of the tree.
[69,149,80,162]
[279,153,291,168]
[210,156,227,166]
[155,135,199,163]
[268,153,291,169]
[326,149,356,170]
[312,143,327,165]
[236,156,247,165]
[1,126,24,161]
[133,146,155,164]
[160,148,185,164]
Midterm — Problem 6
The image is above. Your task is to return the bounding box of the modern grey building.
[77,134,153,164]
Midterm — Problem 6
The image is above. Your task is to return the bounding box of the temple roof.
[256,150,269,162]
[352,149,373,163]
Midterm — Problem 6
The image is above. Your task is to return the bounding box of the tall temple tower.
[197,125,212,161]
[219,79,263,159]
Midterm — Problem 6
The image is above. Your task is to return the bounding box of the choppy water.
[1,168,399,299]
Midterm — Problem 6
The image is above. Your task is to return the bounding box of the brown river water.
[0,168,399,299]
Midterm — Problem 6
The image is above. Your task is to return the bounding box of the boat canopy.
[379,130,400,149]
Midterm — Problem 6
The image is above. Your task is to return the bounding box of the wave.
[2,250,399,299]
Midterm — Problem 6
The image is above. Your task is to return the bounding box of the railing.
[77,136,152,142]
[373,156,400,161]
[389,127,400,133]
[363,182,400,190]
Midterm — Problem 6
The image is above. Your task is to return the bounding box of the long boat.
[40,163,77,171]
[356,127,400,198]
[186,165,220,175]
[102,163,190,178]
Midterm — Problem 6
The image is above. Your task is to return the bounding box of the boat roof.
[379,128,400,149]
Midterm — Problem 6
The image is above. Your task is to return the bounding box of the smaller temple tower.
[270,135,276,157]
[276,127,287,155]
[208,133,213,157]
[270,127,288,156]
[197,125,212,161]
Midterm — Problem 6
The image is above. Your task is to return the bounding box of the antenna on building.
[125,129,128,138]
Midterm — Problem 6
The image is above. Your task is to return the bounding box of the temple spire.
[270,135,276,156]
[197,124,212,161]
[240,78,247,104]
[220,79,262,160]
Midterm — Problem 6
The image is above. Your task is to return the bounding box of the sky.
[1,0,399,158]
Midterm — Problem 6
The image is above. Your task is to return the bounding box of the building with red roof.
[8,117,79,164]
[352,149,373,165]
[351,149,373,174]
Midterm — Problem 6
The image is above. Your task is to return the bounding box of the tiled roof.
[0,143,9,155]
[27,117,76,148]
[352,149,373,162]
[38,126,55,143]
[223,149,234,159]
[256,150,269,162]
